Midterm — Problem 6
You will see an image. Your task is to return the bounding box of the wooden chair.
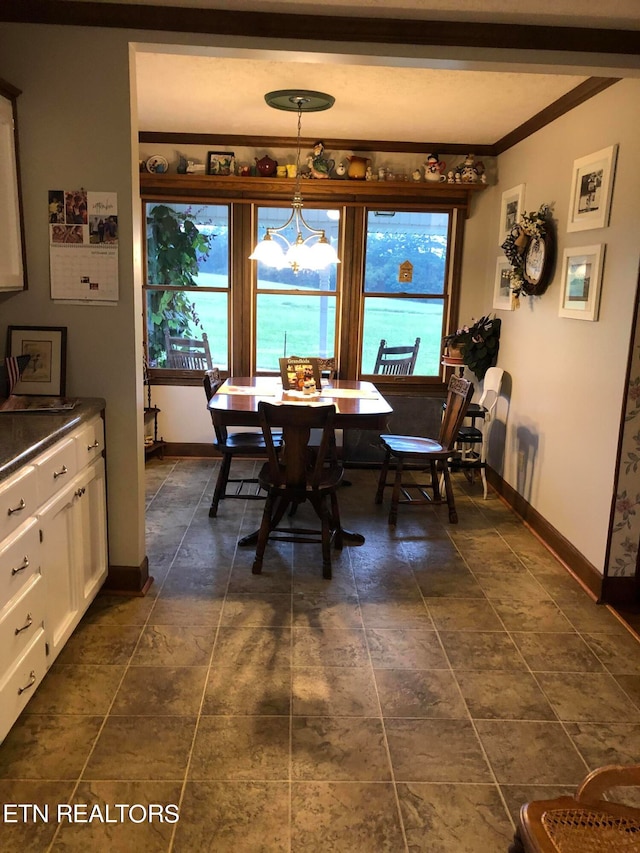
[166,330,213,370]
[375,375,474,525]
[252,401,344,579]
[203,369,281,518]
[373,337,420,376]
[509,764,640,853]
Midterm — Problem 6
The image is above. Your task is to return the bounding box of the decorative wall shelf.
[140,174,487,217]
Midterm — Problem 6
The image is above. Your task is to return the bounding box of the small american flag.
[5,354,30,394]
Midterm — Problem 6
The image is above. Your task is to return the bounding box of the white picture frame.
[498,183,525,246]
[567,145,618,232]
[558,244,605,321]
[493,258,515,310]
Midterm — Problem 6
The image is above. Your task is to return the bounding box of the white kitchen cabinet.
[0,412,107,741]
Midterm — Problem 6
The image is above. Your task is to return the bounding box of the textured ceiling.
[135,52,587,145]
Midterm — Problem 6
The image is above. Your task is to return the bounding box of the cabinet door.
[0,83,26,291]
[38,481,81,664]
[76,457,108,608]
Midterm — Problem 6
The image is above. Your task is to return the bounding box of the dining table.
[207,376,393,546]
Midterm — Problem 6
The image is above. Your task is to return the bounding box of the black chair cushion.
[457,426,483,442]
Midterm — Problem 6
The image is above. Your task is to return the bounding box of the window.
[254,205,340,372]
[142,178,469,387]
[361,210,450,377]
[144,202,229,371]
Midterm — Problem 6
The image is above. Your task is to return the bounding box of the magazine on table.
[279,357,322,392]
[0,395,78,413]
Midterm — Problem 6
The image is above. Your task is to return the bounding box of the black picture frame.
[206,151,235,176]
[6,325,67,395]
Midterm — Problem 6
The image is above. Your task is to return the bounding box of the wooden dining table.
[207,376,393,546]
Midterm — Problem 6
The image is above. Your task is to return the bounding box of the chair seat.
[258,461,343,495]
[216,432,279,453]
[457,425,483,442]
[380,434,447,457]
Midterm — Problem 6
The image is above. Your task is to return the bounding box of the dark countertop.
[0,398,106,483]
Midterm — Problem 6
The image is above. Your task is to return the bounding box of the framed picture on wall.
[6,325,67,395]
[498,183,525,246]
[558,244,605,321]
[493,258,515,310]
[567,145,618,232]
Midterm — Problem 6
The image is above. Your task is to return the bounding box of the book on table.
[278,357,322,392]
[0,395,78,413]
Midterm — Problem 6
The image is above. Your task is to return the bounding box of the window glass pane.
[362,296,444,375]
[255,206,340,291]
[364,210,449,295]
[146,290,229,370]
[145,203,229,371]
[362,210,449,377]
[256,293,336,373]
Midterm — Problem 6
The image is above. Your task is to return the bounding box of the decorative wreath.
[501,203,555,298]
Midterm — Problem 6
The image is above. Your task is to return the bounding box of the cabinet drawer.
[75,416,104,468]
[0,630,46,744]
[0,465,37,542]
[35,437,77,505]
[0,517,40,612]
[0,575,45,678]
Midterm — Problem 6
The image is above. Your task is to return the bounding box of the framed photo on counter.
[6,325,67,395]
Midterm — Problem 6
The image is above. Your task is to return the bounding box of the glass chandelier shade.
[249,90,340,274]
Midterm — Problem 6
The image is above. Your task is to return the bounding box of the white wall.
[461,78,640,572]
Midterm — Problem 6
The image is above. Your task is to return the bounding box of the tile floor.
[2,457,640,852]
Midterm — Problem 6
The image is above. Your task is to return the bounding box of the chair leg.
[507,827,526,853]
[252,493,277,574]
[375,450,391,504]
[430,460,441,501]
[320,498,332,580]
[329,491,343,551]
[209,453,232,518]
[389,457,403,526]
[440,463,458,523]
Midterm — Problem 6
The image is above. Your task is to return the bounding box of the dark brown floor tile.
[492,600,574,633]
[398,782,513,852]
[291,781,405,852]
[189,715,289,780]
[149,593,223,626]
[0,715,103,779]
[612,674,640,709]
[511,632,604,672]
[473,570,551,601]
[293,666,379,716]
[500,783,576,824]
[292,594,363,629]
[439,631,526,671]
[583,631,640,674]
[131,624,216,667]
[293,561,357,596]
[366,628,448,669]
[359,595,433,629]
[83,592,157,625]
[174,781,289,852]
[385,718,491,782]
[0,780,75,852]
[564,722,640,767]
[560,601,630,635]
[203,664,291,715]
[456,671,556,720]
[221,592,292,627]
[536,671,640,722]
[292,716,391,781]
[83,716,196,780]
[23,664,124,715]
[375,668,467,718]
[427,598,503,631]
[416,565,487,598]
[111,666,208,715]
[212,626,292,667]
[52,780,181,852]
[475,720,587,784]
[55,624,142,665]
[293,627,369,667]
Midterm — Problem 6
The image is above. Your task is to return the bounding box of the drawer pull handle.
[75,487,86,498]
[18,670,36,695]
[11,556,29,576]
[53,465,68,479]
[7,498,26,516]
[87,440,100,450]
[15,613,33,635]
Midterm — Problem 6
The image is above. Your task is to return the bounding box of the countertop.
[0,398,106,483]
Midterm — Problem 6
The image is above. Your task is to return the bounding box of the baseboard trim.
[163,442,217,457]
[486,468,606,601]
[103,556,153,595]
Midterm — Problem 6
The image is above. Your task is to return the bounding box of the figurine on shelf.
[447,171,455,183]
[455,153,485,184]
[423,153,446,182]
[365,165,373,181]
[306,141,334,179]
[335,161,347,178]
[411,168,422,182]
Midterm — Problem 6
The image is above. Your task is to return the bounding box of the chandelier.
[249,90,340,274]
